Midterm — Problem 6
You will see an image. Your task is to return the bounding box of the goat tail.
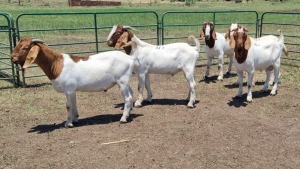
[188,35,201,52]
[277,29,289,56]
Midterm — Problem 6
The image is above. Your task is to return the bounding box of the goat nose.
[205,35,210,40]
[107,40,113,47]
[11,57,18,64]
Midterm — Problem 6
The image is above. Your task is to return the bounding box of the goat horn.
[31,38,44,44]
[123,26,137,31]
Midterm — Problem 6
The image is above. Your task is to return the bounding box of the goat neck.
[32,44,64,80]
[123,43,132,55]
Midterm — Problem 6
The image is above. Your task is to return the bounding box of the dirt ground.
[0,60,300,169]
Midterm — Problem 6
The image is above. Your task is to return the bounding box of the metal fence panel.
[161,10,259,60]
[261,12,300,61]
[0,12,17,88]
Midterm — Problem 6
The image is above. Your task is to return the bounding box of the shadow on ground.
[227,90,272,108]
[28,113,143,134]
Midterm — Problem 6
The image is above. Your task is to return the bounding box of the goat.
[107,25,200,108]
[226,24,286,87]
[11,38,135,127]
[200,22,235,81]
[229,27,288,102]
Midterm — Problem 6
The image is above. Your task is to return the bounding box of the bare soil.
[0,60,299,169]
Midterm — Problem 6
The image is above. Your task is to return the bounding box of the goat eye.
[22,46,29,50]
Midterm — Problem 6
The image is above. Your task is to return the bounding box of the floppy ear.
[244,35,251,50]
[225,29,230,40]
[199,29,204,40]
[229,36,236,49]
[212,30,217,40]
[114,32,130,49]
[23,45,40,68]
[123,41,137,48]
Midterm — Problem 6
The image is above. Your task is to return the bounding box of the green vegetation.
[0,0,299,87]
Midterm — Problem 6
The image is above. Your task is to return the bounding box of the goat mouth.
[11,58,19,64]
[107,41,115,47]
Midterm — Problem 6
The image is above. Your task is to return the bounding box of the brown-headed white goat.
[107,25,200,108]
[200,22,236,80]
[229,27,288,102]
[11,38,135,127]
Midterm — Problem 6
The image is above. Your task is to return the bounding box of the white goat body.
[11,38,134,127]
[107,25,200,108]
[230,28,287,102]
[200,22,234,80]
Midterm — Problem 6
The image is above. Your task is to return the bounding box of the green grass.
[0,0,300,88]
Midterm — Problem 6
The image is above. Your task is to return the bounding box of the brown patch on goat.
[70,55,90,63]
[11,38,64,80]
[33,44,64,80]
[225,28,231,41]
[108,25,134,55]
[230,28,251,64]
[200,22,216,48]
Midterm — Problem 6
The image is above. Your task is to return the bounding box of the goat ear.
[23,45,40,68]
[123,41,137,48]
[212,30,217,40]
[114,32,129,49]
[229,36,236,49]
[225,29,230,40]
[199,29,204,40]
[244,35,251,50]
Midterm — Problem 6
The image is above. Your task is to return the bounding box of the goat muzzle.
[205,35,210,40]
[107,40,114,47]
[11,57,19,64]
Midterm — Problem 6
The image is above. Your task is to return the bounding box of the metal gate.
[161,10,259,46]
[0,12,17,88]
[261,12,300,61]
[160,10,259,64]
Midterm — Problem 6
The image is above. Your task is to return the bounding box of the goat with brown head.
[107,25,134,55]
[11,38,45,69]
[230,27,251,64]
[225,23,241,41]
[11,37,63,80]
[199,22,217,48]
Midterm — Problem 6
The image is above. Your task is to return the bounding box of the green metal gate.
[0,12,17,88]
[160,10,259,64]
[261,12,300,61]
[15,11,159,86]
[161,10,259,45]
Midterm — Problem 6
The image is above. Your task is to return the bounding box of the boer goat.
[200,22,235,80]
[11,38,135,127]
[107,25,200,108]
[229,27,288,102]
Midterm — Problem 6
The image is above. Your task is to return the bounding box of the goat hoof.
[270,91,277,96]
[204,76,209,79]
[247,98,253,103]
[134,101,143,108]
[120,119,128,123]
[65,123,74,128]
[187,102,194,108]
[217,77,223,81]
